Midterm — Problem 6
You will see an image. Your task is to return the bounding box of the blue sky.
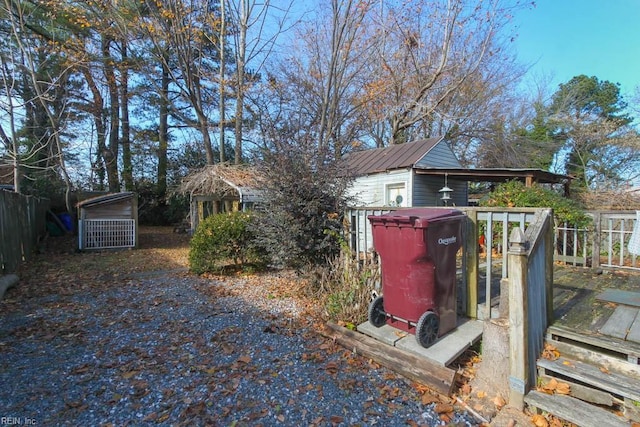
[512,0,640,99]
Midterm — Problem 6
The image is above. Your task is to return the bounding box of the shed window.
[386,183,406,207]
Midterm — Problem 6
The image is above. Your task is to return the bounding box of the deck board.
[525,390,630,427]
[628,316,640,344]
[537,356,640,402]
[599,305,639,339]
[596,289,640,308]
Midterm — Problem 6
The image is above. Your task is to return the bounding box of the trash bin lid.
[368,208,464,228]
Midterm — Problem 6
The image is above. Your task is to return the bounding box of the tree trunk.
[157,60,170,196]
[81,69,107,190]
[219,0,227,163]
[234,87,243,164]
[233,0,247,165]
[120,40,133,191]
[103,36,120,192]
[198,110,215,165]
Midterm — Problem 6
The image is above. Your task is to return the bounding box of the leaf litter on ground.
[0,227,482,426]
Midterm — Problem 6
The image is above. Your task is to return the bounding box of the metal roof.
[414,167,571,185]
[344,137,442,176]
[77,192,136,208]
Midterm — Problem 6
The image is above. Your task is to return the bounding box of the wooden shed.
[345,137,468,207]
[77,192,138,250]
[345,136,572,207]
[177,164,264,233]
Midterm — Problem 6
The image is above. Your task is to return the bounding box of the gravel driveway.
[0,265,480,426]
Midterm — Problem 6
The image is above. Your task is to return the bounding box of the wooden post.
[465,210,479,318]
[508,227,529,410]
[544,210,554,326]
[133,194,139,249]
[592,212,601,269]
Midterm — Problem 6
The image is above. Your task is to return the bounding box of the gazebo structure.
[177,164,264,233]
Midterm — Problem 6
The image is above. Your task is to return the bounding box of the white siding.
[347,169,413,207]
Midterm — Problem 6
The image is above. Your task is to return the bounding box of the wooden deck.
[531,266,640,425]
[552,266,640,338]
[552,266,640,363]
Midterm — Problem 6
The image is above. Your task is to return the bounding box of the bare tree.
[261,0,376,159]
[368,0,525,145]
[226,0,294,164]
[139,0,223,165]
[0,0,74,208]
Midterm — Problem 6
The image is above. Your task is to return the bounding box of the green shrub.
[480,180,591,227]
[189,211,268,274]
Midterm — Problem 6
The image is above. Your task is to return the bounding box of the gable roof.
[77,192,136,208]
[345,137,443,176]
[176,164,264,203]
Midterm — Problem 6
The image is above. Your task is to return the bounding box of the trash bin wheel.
[368,296,386,327]
[416,311,439,348]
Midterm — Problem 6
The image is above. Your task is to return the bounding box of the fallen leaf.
[600,366,610,374]
[435,403,453,414]
[461,383,472,395]
[413,383,431,394]
[476,390,487,398]
[542,378,558,393]
[555,382,571,395]
[532,414,549,427]
[330,415,344,424]
[439,412,452,423]
[122,370,139,379]
[493,395,506,409]
[325,361,339,375]
[550,418,564,427]
[237,355,252,364]
[143,412,157,421]
[71,364,91,375]
[383,372,397,381]
[421,393,439,405]
[562,360,575,368]
[541,343,560,360]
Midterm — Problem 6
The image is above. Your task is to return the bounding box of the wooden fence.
[0,190,49,274]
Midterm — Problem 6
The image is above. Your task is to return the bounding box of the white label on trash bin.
[438,236,457,246]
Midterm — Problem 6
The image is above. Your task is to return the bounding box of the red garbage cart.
[367,208,465,348]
